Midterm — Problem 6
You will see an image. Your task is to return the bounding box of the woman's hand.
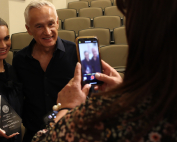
[0,128,19,139]
[57,62,91,109]
[94,60,123,92]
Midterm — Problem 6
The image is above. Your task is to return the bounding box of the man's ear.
[56,17,59,30]
[25,24,32,35]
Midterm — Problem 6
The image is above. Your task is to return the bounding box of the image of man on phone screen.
[81,51,93,75]
[91,47,101,73]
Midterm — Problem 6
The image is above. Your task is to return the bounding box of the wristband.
[52,103,72,111]
[58,108,72,111]
[52,103,61,111]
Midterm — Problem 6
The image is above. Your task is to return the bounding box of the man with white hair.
[91,47,101,73]
[12,1,77,141]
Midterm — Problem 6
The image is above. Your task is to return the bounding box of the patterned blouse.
[32,94,177,142]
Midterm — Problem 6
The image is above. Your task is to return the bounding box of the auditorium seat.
[113,26,127,44]
[58,30,76,42]
[79,7,103,20]
[68,1,89,14]
[56,9,77,22]
[79,7,103,26]
[93,15,121,31]
[11,32,33,51]
[100,44,128,73]
[104,6,124,18]
[59,19,62,29]
[57,9,77,29]
[90,0,112,10]
[96,0,114,4]
[5,51,13,65]
[110,0,114,5]
[64,17,91,36]
[80,0,94,6]
[78,28,110,46]
[113,0,116,6]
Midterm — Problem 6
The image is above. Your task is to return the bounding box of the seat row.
[68,0,117,11]
[80,0,117,6]
[10,27,127,52]
[58,16,123,35]
[57,6,125,27]
[7,44,128,76]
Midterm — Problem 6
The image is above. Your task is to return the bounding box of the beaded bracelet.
[52,103,61,111]
[52,103,72,111]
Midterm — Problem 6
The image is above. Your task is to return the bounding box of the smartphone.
[76,36,103,85]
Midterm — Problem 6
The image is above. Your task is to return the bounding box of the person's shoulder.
[60,39,77,55]
[4,60,12,71]
[13,46,29,59]
[81,58,86,63]
[4,60,19,81]
[6,62,12,68]
[12,46,30,66]
[61,39,76,47]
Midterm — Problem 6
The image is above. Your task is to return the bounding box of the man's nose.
[44,27,51,35]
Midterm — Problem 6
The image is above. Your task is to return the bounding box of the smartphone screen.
[76,37,103,85]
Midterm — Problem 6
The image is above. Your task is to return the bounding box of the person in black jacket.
[12,1,77,142]
[0,18,22,142]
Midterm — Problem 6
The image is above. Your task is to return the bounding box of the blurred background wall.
[0,0,78,35]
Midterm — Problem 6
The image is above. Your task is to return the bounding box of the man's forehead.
[28,6,57,25]
[28,5,55,18]
[29,5,52,12]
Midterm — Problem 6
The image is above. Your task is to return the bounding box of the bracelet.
[59,108,72,111]
[53,103,61,111]
[52,103,72,111]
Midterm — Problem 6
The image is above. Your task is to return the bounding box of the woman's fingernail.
[76,62,80,65]
[95,73,100,78]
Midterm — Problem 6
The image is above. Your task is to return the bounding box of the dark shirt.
[0,60,22,142]
[91,56,101,73]
[81,58,93,75]
[12,37,78,132]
